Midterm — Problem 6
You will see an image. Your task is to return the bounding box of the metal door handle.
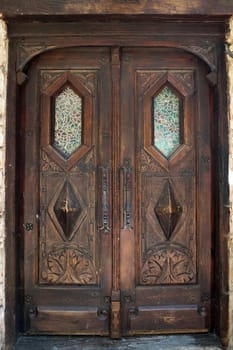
[121,159,133,229]
[99,165,111,233]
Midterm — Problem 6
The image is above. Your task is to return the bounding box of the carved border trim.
[16,41,217,81]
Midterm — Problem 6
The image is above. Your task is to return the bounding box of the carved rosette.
[41,245,95,284]
[141,243,195,285]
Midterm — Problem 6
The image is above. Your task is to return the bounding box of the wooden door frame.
[4,17,229,349]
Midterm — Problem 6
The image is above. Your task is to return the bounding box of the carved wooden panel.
[21,47,112,335]
[118,47,213,335]
[39,70,98,285]
[40,148,97,286]
[140,175,196,285]
[137,68,196,285]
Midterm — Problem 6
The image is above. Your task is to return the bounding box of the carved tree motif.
[41,246,95,284]
[141,243,195,285]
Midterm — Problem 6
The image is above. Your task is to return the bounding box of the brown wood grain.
[5,18,229,347]
[120,47,213,335]
[1,0,233,17]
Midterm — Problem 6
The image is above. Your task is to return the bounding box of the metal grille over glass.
[53,86,83,158]
[153,85,181,158]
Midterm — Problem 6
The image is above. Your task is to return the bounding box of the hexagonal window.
[52,85,83,159]
[153,85,183,158]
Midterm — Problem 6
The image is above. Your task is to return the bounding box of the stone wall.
[227,16,233,350]
[0,17,7,350]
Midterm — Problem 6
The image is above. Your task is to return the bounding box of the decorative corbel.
[16,43,56,86]
[17,71,28,86]
[225,42,233,58]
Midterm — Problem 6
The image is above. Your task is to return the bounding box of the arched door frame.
[4,17,229,348]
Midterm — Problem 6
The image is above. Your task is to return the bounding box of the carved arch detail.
[16,41,217,85]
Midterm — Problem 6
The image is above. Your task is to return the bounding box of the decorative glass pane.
[153,86,180,158]
[53,86,82,158]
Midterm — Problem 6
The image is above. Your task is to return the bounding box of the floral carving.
[41,245,95,284]
[140,150,166,173]
[40,71,64,91]
[40,70,96,93]
[141,243,195,285]
[41,151,62,172]
[17,44,56,72]
[170,71,194,92]
[72,149,95,173]
[72,71,96,94]
[137,71,166,93]
[185,44,216,71]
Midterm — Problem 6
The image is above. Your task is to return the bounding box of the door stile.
[120,54,136,335]
[110,47,121,338]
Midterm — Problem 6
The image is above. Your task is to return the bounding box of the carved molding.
[140,149,166,173]
[17,44,57,72]
[16,42,217,78]
[141,242,195,285]
[40,69,97,94]
[41,245,95,284]
[41,151,62,172]
[154,180,182,240]
[183,44,217,71]
[48,179,87,242]
[170,71,194,92]
[72,71,96,94]
[40,70,64,91]
[71,148,96,173]
[137,71,166,93]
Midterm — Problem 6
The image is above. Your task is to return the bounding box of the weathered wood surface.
[0,0,233,17]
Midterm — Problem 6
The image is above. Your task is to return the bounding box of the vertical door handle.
[121,159,133,229]
[99,165,111,234]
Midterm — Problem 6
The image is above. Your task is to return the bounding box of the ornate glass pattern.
[153,86,180,158]
[53,86,82,158]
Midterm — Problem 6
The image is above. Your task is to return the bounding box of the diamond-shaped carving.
[155,181,182,240]
[53,86,83,159]
[153,85,182,158]
[54,181,82,240]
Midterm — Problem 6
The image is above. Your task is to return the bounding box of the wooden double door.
[20,46,212,336]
